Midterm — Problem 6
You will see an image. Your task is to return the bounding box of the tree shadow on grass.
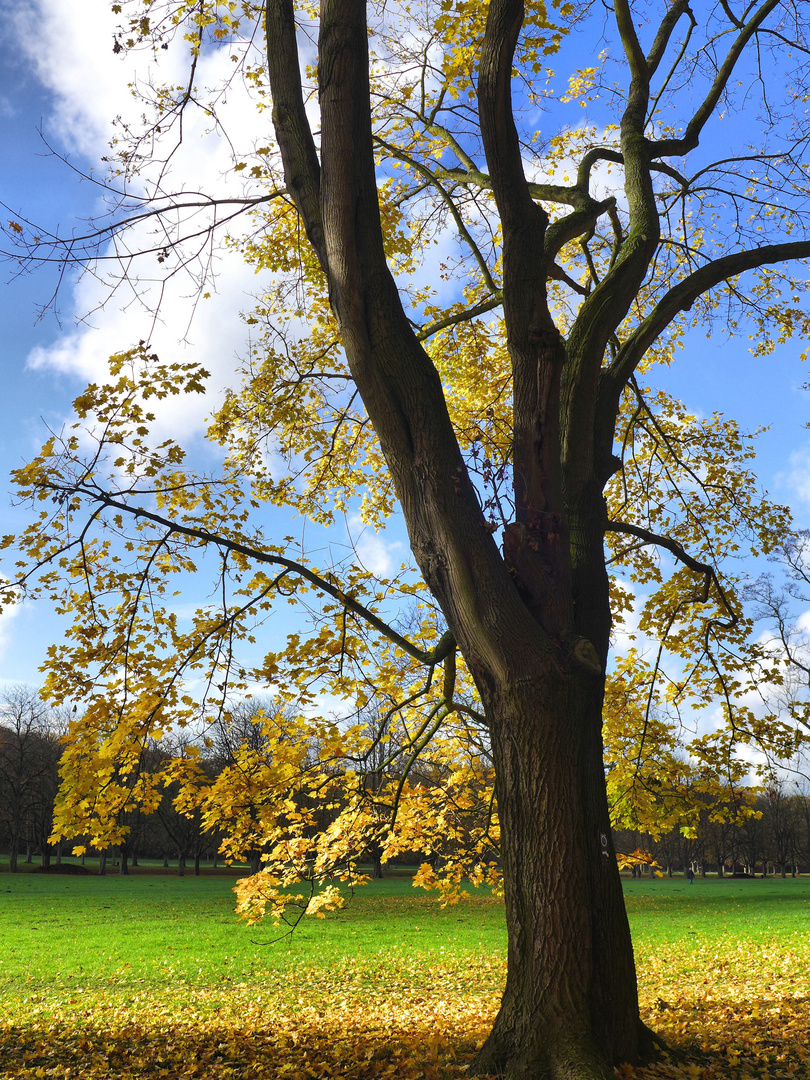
[0,1008,486,1079]
[633,992,810,1080]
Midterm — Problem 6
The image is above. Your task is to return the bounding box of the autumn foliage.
[5,0,810,1074]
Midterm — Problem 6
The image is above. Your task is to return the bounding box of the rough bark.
[266,0,646,1074]
[469,661,643,1078]
[262,0,810,1073]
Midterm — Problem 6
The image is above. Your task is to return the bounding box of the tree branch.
[375,137,500,294]
[645,0,693,77]
[265,0,328,271]
[41,480,456,668]
[605,519,737,628]
[650,0,782,158]
[605,239,810,393]
[416,293,504,341]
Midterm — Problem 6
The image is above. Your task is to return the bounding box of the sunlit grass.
[0,871,808,1077]
[0,870,506,1004]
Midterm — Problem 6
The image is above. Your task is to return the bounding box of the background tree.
[205,697,303,873]
[0,686,62,873]
[759,780,801,876]
[5,1,810,1077]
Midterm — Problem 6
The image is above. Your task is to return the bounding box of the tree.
[0,686,62,872]
[760,780,801,875]
[6,1,810,1077]
[205,697,305,872]
[749,532,810,748]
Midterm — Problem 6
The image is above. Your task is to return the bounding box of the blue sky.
[1,0,810,696]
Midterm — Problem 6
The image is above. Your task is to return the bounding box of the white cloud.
[609,578,649,658]
[355,531,401,577]
[0,603,19,662]
[777,445,810,509]
[341,514,402,577]
[12,1,132,159]
[26,249,261,444]
[9,0,272,444]
[8,0,494,434]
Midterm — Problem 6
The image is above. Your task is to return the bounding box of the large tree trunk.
[472,671,641,1078]
[475,691,626,1071]
[267,1,648,1074]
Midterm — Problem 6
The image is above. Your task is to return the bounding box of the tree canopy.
[5,0,810,1076]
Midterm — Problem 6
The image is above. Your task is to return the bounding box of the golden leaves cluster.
[6,0,810,917]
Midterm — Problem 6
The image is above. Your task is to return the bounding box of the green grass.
[1,872,809,1078]
[2,870,809,1010]
[625,873,810,943]
[0,870,507,1009]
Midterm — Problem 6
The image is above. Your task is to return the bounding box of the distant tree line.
[615,782,810,878]
[4,683,810,880]
[0,686,64,872]
[0,689,378,876]
[0,685,243,875]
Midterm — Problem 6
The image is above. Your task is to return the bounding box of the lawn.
[0,870,808,1078]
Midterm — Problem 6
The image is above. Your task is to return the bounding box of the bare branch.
[604,238,810,394]
[651,0,782,158]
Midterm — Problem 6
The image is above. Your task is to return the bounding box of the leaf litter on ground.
[2,942,809,1080]
[1,876,809,1078]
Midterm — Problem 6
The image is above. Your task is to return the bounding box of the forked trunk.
[265,2,651,1073]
